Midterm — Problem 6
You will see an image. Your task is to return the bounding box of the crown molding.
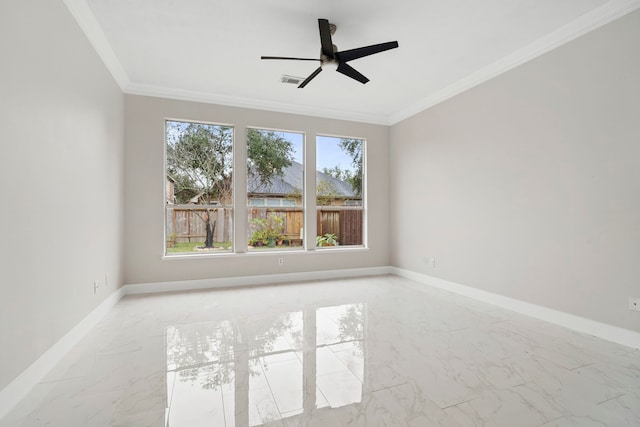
[388,0,640,124]
[65,0,639,126]
[63,0,130,90]
[124,83,392,125]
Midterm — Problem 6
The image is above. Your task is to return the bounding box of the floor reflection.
[166,303,365,426]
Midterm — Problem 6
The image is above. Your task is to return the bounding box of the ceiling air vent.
[281,75,305,85]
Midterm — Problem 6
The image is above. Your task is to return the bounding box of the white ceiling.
[65,0,639,125]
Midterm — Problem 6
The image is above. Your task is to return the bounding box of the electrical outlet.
[278,257,284,266]
[629,297,640,312]
[93,280,100,294]
[422,256,434,267]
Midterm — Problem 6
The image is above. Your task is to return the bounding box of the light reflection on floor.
[165,304,365,426]
[2,276,639,426]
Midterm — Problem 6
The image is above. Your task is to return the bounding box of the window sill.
[161,246,369,260]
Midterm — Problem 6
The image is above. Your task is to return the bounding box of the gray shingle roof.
[248,161,357,197]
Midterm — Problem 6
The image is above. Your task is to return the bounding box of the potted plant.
[249,230,262,246]
[250,213,284,248]
[316,233,338,247]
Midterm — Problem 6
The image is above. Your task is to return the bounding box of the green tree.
[167,124,295,205]
[166,122,233,205]
[247,129,294,186]
[316,179,340,206]
[167,123,294,248]
[339,139,363,196]
[322,165,354,183]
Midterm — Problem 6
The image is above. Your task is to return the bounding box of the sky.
[166,121,360,174]
[275,132,358,173]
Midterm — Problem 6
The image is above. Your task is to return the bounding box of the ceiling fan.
[261,18,399,88]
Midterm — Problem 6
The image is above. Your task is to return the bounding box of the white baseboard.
[391,267,640,350]
[123,266,392,295]
[8,265,635,420]
[0,287,126,419]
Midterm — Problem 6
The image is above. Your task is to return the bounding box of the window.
[247,129,304,251]
[164,121,366,256]
[316,136,365,248]
[165,120,234,255]
[249,198,298,207]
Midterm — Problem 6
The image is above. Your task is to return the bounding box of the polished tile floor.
[2,275,639,426]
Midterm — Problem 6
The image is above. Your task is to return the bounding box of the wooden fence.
[167,206,362,246]
[166,206,232,243]
[316,207,363,246]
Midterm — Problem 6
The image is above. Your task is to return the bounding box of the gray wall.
[124,95,390,285]
[390,9,640,332]
[0,1,125,390]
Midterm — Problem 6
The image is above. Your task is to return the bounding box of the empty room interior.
[1,0,640,426]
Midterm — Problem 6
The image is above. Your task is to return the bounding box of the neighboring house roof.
[248,161,357,198]
[188,193,204,204]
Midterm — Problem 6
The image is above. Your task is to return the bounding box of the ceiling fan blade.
[336,41,399,63]
[261,56,320,61]
[318,19,335,59]
[298,67,323,88]
[336,62,369,84]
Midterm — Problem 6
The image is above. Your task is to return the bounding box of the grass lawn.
[166,241,230,253]
[167,241,301,253]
